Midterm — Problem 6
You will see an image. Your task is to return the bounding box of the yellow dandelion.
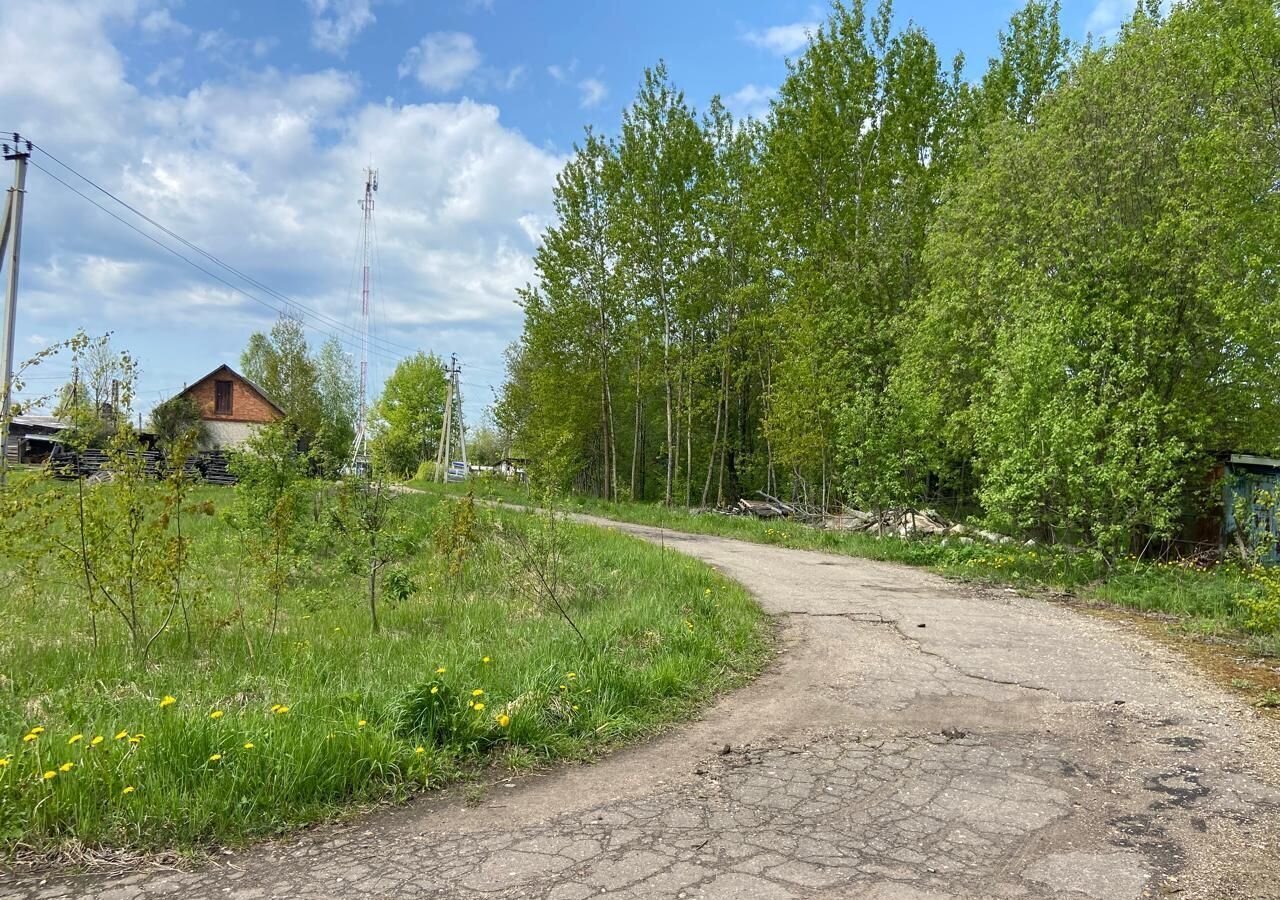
[414,746,425,754]
[42,770,56,781]
[482,656,491,664]
[704,588,712,595]
[566,672,577,679]
[128,734,144,744]
[22,733,37,743]
[115,730,128,740]
[358,719,367,727]
[572,705,580,711]
[90,735,104,746]
[30,726,44,735]
[495,714,510,728]
[68,734,83,745]
[435,666,447,674]
[273,705,290,715]
[59,762,74,772]
[243,742,255,750]
[208,753,222,763]
[0,757,11,767]
[159,695,176,709]
[209,710,224,720]
[559,684,567,691]
[472,702,485,712]
[471,689,484,697]
[121,785,135,795]
[333,626,342,632]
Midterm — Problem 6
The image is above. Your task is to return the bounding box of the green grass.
[409,478,1276,657]
[0,481,767,856]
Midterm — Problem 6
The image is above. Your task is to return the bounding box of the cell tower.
[350,166,377,470]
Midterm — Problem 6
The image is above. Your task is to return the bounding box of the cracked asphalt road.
[7,519,1280,900]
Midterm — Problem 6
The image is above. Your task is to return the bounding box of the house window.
[214,380,233,415]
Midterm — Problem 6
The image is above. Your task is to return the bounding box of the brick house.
[178,364,285,451]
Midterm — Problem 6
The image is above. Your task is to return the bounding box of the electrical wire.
[28,159,409,366]
[28,141,428,361]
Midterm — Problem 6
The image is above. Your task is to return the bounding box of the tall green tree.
[371,352,448,477]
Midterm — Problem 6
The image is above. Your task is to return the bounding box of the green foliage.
[499,0,1280,562]
[241,317,356,474]
[148,394,208,454]
[371,352,448,477]
[0,486,766,852]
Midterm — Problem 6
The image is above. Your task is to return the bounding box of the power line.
[27,140,429,361]
[28,159,410,366]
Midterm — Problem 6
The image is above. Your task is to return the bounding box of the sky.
[0,0,1137,423]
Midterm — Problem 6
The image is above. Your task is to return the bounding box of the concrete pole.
[0,147,29,487]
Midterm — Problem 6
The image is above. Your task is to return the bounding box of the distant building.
[176,364,285,451]
[3,414,72,465]
[495,456,529,481]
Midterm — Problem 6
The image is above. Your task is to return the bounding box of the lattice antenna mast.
[351,166,377,468]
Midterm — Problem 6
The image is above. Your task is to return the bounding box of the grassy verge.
[0,485,767,857]
[409,478,1279,663]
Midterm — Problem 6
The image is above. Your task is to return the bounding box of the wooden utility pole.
[0,134,31,487]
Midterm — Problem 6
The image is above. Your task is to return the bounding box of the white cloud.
[197,29,277,64]
[727,83,776,119]
[743,21,817,55]
[305,0,376,56]
[139,8,190,39]
[1085,0,1173,41]
[0,1,563,417]
[399,32,482,92]
[145,56,184,87]
[578,78,607,109]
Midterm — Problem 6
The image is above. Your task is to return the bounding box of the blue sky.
[0,0,1135,422]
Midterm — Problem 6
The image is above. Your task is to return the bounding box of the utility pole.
[433,354,467,483]
[0,134,32,487]
[349,166,377,472]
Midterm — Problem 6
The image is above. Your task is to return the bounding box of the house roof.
[178,364,287,417]
[10,414,71,431]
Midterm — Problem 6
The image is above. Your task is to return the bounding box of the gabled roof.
[179,364,286,417]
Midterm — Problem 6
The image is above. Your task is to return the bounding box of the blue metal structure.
[1221,453,1280,564]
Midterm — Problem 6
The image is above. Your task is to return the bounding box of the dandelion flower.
[472,702,485,712]
[274,705,290,715]
[0,757,11,767]
[435,666,447,674]
[115,730,128,741]
[430,686,439,695]
[208,753,222,763]
[482,656,491,664]
[358,719,367,728]
[243,742,255,750]
[704,588,712,595]
[30,726,44,735]
[68,734,83,745]
[128,734,144,745]
[121,786,135,795]
[22,733,37,743]
[59,762,74,772]
[209,710,224,720]
[559,685,567,691]
[471,689,484,697]
[90,735,104,746]
[159,695,176,709]
[496,714,510,728]
[414,746,425,755]
[42,770,56,781]
[566,672,577,679]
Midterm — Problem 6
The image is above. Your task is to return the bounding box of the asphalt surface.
[7,517,1279,900]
